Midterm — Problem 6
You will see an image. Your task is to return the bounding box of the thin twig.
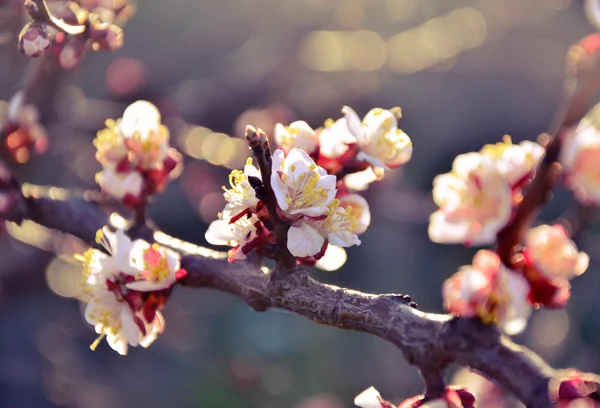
[496,50,600,267]
[245,125,295,271]
[25,0,86,36]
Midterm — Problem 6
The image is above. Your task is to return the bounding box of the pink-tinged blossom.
[120,101,170,170]
[549,371,600,407]
[274,121,319,154]
[342,106,412,169]
[271,148,337,218]
[78,228,184,354]
[561,121,600,204]
[524,224,588,283]
[429,153,513,246]
[442,250,531,335]
[126,241,186,292]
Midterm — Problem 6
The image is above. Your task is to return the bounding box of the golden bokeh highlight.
[45,256,84,299]
[298,8,487,74]
[180,125,249,169]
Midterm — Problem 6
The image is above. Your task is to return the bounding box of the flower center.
[142,244,170,283]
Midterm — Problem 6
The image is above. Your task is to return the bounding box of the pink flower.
[549,371,600,407]
[442,250,531,335]
[429,153,512,246]
[274,121,319,154]
[524,224,588,282]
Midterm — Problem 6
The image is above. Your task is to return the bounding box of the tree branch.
[4,188,562,407]
[496,44,600,267]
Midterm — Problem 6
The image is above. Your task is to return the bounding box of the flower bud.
[90,23,124,51]
[18,22,51,58]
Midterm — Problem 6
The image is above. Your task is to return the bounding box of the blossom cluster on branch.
[206,106,411,269]
[93,101,182,208]
[5,1,600,406]
[18,0,134,67]
[77,226,186,354]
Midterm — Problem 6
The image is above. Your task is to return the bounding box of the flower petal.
[287,224,325,257]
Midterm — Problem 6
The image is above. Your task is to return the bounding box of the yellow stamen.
[90,333,106,351]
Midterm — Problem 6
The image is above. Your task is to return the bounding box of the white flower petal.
[287,224,325,257]
[342,106,365,142]
[354,386,383,408]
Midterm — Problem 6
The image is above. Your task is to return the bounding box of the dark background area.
[0,0,599,407]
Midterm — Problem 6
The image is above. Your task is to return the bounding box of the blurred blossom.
[443,250,531,335]
[105,57,147,97]
[561,109,600,204]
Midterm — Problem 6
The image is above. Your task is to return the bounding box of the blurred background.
[0,0,599,407]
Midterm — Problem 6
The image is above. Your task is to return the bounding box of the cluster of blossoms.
[354,386,476,408]
[441,227,588,335]
[429,136,544,246]
[550,371,600,407]
[206,106,410,269]
[19,0,134,67]
[77,227,187,354]
[93,100,182,207]
[0,92,48,164]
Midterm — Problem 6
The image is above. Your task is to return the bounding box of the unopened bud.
[18,22,51,58]
[245,125,268,149]
[90,23,124,51]
[58,37,87,70]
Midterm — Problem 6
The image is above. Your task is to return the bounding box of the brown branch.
[245,125,295,271]
[3,189,563,407]
[496,48,600,267]
[25,0,86,36]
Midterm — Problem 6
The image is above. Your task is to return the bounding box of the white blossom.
[354,386,388,408]
[274,121,318,154]
[94,101,170,171]
[286,199,361,257]
[561,122,600,204]
[343,167,383,191]
[84,291,162,355]
[271,148,337,218]
[205,213,262,261]
[221,158,261,218]
[96,169,144,202]
[343,106,412,169]
[429,152,512,246]
[480,137,544,185]
[318,118,357,159]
